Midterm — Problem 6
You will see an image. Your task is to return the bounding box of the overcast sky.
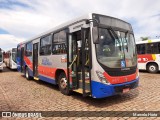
[0,0,160,50]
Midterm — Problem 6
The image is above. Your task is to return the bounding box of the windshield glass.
[96,28,137,68]
[0,52,2,62]
[12,52,17,63]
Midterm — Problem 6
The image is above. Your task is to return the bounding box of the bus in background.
[4,48,17,69]
[0,48,3,71]
[17,13,139,98]
[136,39,160,73]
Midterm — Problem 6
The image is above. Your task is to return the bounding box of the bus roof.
[18,13,131,46]
[136,39,160,44]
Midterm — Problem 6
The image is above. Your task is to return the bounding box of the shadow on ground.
[27,76,139,108]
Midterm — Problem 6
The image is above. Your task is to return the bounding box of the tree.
[140,37,150,41]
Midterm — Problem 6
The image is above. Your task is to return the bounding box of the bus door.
[67,28,91,97]
[20,47,24,72]
[80,28,92,97]
[33,43,39,78]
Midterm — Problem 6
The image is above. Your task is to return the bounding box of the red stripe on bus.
[138,54,154,63]
[103,69,137,84]
[24,56,68,79]
[24,56,33,70]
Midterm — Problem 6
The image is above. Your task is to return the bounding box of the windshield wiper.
[125,31,129,52]
[108,26,122,51]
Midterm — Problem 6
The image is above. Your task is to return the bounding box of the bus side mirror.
[92,27,99,44]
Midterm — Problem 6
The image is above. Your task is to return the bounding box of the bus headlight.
[96,71,110,84]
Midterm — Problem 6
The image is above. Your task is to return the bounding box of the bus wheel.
[147,63,158,73]
[58,72,71,95]
[25,67,32,80]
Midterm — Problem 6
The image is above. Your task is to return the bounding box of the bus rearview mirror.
[92,27,99,44]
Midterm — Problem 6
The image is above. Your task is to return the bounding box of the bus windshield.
[96,28,137,68]
[0,52,2,62]
[12,52,17,63]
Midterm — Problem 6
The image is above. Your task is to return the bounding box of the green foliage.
[140,37,149,41]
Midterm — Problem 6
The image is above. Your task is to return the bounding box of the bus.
[4,48,17,69]
[0,48,3,71]
[136,39,160,73]
[17,13,139,98]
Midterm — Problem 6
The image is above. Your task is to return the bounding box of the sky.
[0,0,160,50]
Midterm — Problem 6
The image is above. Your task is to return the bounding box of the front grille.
[114,80,138,93]
[107,69,136,76]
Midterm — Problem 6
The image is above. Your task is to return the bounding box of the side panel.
[138,54,160,70]
[38,54,67,80]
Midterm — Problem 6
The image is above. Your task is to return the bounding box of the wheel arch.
[146,62,159,69]
[55,69,67,84]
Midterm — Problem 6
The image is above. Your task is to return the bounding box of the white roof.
[18,12,131,45]
[136,39,160,44]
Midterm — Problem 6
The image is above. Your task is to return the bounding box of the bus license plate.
[123,88,130,93]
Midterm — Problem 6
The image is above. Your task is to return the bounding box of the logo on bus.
[121,60,126,68]
[41,58,52,66]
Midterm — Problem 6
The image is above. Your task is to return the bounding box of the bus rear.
[90,14,139,98]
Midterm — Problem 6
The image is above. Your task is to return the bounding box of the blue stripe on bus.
[91,78,139,98]
[28,67,33,77]
[39,75,56,85]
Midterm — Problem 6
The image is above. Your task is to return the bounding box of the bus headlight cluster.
[96,71,110,84]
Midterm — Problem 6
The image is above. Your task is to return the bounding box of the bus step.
[73,88,90,94]
[34,77,39,80]
[79,79,90,83]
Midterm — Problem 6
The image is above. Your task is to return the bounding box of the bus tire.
[25,67,32,80]
[58,72,71,95]
[147,63,158,73]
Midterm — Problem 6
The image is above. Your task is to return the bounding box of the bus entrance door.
[67,33,78,90]
[67,28,91,97]
[80,28,91,97]
[33,43,39,80]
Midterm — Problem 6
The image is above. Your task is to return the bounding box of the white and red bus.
[17,13,139,98]
[4,48,17,69]
[0,48,3,71]
[136,39,160,73]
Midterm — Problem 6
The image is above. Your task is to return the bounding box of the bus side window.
[40,35,52,55]
[146,43,158,54]
[136,45,140,54]
[25,42,32,56]
[138,44,145,54]
[52,30,67,54]
[158,43,160,53]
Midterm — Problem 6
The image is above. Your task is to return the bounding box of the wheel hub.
[149,65,156,71]
[60,78,67,89]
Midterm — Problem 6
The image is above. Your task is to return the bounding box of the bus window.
[158,43,160,53]
[40,35,52,55]
[25,42,32,56]
[137,44,145,54]
[0,52,2,62]
[52,30,67,54]
[146,43,158,54]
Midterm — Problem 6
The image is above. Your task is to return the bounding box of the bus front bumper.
[91,78,139,98]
